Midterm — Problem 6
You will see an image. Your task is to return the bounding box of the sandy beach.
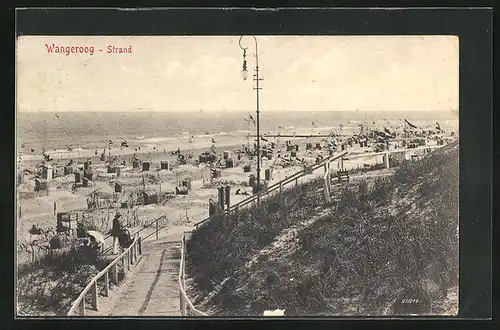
[16,109,458,259]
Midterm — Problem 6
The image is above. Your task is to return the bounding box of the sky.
[16,35,459,113]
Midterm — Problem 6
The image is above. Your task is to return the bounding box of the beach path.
[86,229,189,316]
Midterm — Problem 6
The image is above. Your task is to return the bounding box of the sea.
[16,110,459,155]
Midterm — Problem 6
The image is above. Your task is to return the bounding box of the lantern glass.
[241,68,248,81]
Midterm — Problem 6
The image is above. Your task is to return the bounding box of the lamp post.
[239,35,263,193]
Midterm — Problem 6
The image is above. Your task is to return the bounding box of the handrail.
[67,233,142,316]
[141,221,170,241]
[102,215,166,254]
[177,143,456,315]
[177,152,346,315]
[343,145,446,160]
[193,152,348,228]
[178,232,208,316]
[102,214,166,240]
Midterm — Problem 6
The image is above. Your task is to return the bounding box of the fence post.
[179,288,187,316]
[133,241,137,260]
[110,264,117,284]
[91,281,99,311]
[123,255,128,274]
[183,257,187,289]
[104,272,110,296]
[324,173,331,204]
[130,249,134,265]
[127,251,131,270]
[156,218,159,240]
[79,299,86,316]
[138,237,142,255]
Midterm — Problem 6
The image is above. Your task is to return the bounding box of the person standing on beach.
[111,212,123,254]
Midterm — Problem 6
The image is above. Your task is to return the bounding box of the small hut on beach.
[34,178,48,192]
[142,190,158,205]
[41,165,53,182]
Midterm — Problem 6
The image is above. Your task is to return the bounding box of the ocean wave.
[47,148,83,154]
[141,137,177,144]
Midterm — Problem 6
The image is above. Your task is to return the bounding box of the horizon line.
[16,109,457,113]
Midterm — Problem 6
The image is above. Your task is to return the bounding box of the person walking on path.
[111,212,123,254]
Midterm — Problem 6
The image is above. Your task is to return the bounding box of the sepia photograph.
[16,35,459,317]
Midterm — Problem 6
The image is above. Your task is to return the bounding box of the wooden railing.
[177,143,455,315]
[102,215,167,254]
[67,233,143,316]
[177,152,348,316]
[178,231,208,316]
[193,151,348,228]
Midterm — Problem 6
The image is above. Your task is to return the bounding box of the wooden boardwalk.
[89,238,182,316]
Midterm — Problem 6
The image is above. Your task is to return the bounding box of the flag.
[261,137,269,142]
[212,138,216,144]
[436,122,442,131]
[312,121,316,127]
[189,136,194,143]
[404,119,418,129]
[248,114,256,125]
[384,127,391,134]
[108,139,114,145]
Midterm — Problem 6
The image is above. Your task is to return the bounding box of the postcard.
[16,35,459,317]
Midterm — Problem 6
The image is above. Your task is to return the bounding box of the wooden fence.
[176,152,349,316]
[193,151,348,229]
[67,215,169,316]
[67,233,142,316]
[178,231,209,316]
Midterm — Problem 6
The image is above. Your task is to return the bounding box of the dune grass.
[17,247,126,316]
[186,178,325,297]
[186,144,459,316]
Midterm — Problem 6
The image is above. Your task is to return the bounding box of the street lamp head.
[242,68,248,81]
